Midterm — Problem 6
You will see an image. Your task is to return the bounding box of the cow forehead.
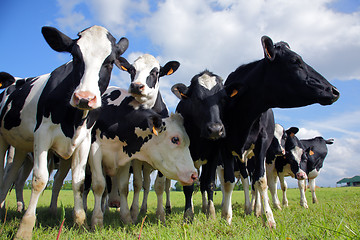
[197,73,217,90]
[274,124,284,142]
[77,25,112,63]
[133,54,160,74]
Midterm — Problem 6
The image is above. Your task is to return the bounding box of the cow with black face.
[171,70,240,221]
[0,25,128,239]
[220,36,339,228]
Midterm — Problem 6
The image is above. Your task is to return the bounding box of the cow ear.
[171,83,188,100]
[149,114,163,136]
[0,72,16,89]
[42,26,74,53]
[261,36,276,61]
[115,57,133,73]
[160,61,180,77]
[224,82,245,98]
[286,127,299,136]
[116,37,129,56]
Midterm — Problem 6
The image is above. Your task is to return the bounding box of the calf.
[0,26,128,239]
[171,70,239,222]
[220,36,339,228]
[88,86,197,228]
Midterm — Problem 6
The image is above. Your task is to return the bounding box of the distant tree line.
[173,180,245,192]
[23,180,73,190]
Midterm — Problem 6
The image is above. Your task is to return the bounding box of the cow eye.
[171,136,180,145]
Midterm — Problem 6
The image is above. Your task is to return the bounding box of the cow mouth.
[319,87,340,106]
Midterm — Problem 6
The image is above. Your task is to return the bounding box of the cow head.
[0,72,16,89]
[172,70,240,140]
[144,113,198,185]
[283,127,307,180]
[41,26,129,110]
[261,36,340,108]
[117,54,180,108]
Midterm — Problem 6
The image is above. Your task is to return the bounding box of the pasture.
[0,187,359,239]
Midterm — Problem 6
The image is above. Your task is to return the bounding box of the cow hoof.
[268,220,276,229]
[91,216,104,230]
[165,206,172,215]
[139,207,147,215]
[15,215,36,240]
[207,201,216,220]
[183,209,194,223]
[74,210,87,227]
[17,202,25,213]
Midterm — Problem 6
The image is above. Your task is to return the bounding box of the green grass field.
[0,187,359,239]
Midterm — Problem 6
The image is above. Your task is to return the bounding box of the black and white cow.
[0,26,128,239]
[171,70,240,222]
[266,124,308,209]
[220,36,339,228]
[88,86,197,228]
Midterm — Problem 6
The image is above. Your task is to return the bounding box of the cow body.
[171,70,238,222]
[220,36,339,228]
[89,86,197,227]
[0,26,128,239]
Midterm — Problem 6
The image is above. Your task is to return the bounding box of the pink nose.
[73,91,97,109]
[191,172,198,182]
[296,172,307,180]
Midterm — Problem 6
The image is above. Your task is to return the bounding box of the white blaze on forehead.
[290,146,303,163]
[132,54,160,84]
[274,124,284,147]
[76,26,112,103]
[198,73,217,90]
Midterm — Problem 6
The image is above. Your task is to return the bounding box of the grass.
[0,187,359,239]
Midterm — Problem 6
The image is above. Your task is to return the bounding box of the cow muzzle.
[72,91,97,110]
[179,171,198,186]
[205,123,225,140]
[296,171,307,180]
[129,82,145,95]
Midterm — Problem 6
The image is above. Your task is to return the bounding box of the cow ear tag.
[152,126,159,136]
[230,89,238,97]
[167,68,174,75]
[309,150,315,156]
[0,83,2,88]
[120,65,128,71]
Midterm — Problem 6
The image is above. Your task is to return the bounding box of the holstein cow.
[220,36,339,227]
[0,26,128,239]
[266,125,308,209]
[88,86,197,228]
[114,54,180,223]
[47,54,180,223]
[171,70,240,222]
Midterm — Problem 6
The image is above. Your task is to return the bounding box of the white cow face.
[144,113,197,185]
[117,54,180,108]
[42,25,129,110]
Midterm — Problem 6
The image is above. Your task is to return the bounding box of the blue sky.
[1,0,360,188]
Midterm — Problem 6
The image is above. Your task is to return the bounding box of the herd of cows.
[0,25,339,239]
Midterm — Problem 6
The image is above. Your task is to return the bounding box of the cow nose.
[207,123,225,139]
[296,171,307,180]
[191,172,198,181]
[331,86,340,102]
[73,91,97,109]
[130,82,145,95]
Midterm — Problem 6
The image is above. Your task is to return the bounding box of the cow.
[266,125,308,210]
[0,25,129,239]
[219,35,339,228]
[88,86,197,228]
[171,70,240,222]
[47,54,180,223]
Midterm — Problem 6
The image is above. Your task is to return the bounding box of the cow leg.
[49,158,71,215]
[71,137,91,228]
[0,150,27,210]
[309,178,318,204]
[154,172,166,223]
[251,187,261,217]
[278,173,288,207]
[140,163,152,215]
[237,160,251,215]
[298,179,308,208]
[15,156,34,212]
[266,164,281,210]
[200,176,207,214]
[15,133,51,240]
[217,165,234,224]
[165,178,172,214]
[88,141,106,228]
[118,163,133,224]
[108,175,120,209]
[183,184,194,222]
[201,162,217,220]
[130,160,142,222]
[0,139,10,189]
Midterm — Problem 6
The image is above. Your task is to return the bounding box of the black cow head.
[172,70,240,140]
[116,54,180,107]
[0,72,16,89]
[283,127,308,180]
[261,36,340,108]
[41,25,129,110]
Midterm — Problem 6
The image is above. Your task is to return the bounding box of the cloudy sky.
[1,0,359,188]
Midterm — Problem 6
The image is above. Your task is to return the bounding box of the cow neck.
[224,59,272,151]
[151,92,169,118]
[35,62,89,138]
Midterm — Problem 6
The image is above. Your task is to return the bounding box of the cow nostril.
[332,87,340,99]
[191,173,198,181]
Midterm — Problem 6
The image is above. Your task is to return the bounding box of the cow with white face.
[0,26,128,239]
[89,86,197,228]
